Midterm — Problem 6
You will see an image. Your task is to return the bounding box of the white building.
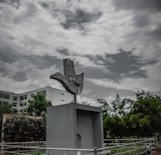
[0,86,74,112]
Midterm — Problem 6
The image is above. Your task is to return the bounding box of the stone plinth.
[46,103,103,155]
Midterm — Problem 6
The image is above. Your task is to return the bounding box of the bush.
[3,116,46,142]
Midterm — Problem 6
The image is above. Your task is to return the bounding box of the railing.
[0,138,156,155]
[0,144,94,155]
[99,138,155,155]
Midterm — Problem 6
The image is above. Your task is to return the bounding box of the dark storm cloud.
[23,55,61,70]
[40,1,54,9]
[127,21,161,44]
[40,2,102,30]
[80,67,109,80]
[0,0,20,9]
[0,0,20,3]
[0,53,63,82]
[112,0,161,43]
[0,52,57,70]
[56,49,70,56]
[26,54,65,73]
[0,43,62,80]
[132,11,151,28]
[0,41,61,70]
[147,24,161,41]
[0,50,17,64]
[112,0,161,11]
[103,50,149,79]
[0,34,64,77]
[0,68,7,76]
[104,50,145,76]
[0,0,6,3]
[0,36,18,64]
[61,9,102,30]
[86,49,155,81]
[11,71,27,82]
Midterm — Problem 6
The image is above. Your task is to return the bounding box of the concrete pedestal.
[46,103,103,154]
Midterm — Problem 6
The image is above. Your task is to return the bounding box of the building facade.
[0,86,74,112]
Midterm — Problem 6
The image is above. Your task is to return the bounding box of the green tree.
[0,102,12,114]
[97,98,123,138]
[27,94,52,116]
[111,94,135,117]
[124,90,161,137]
[0,102,12,142]
[98,91,161,138]
[98,95,135,138]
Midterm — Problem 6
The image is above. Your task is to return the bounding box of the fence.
[0,138,155,155]
[99,138,155,155]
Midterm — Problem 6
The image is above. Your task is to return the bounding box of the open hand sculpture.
[50,59,84,96]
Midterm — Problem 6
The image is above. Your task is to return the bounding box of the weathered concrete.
[50,59,84,96]
[46,103,103,155]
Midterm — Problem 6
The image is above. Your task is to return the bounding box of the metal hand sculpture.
[50,59,84,103]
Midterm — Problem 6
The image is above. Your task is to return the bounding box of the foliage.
[27,94,52,116]
[0,102,12,142]
[1,94,50,142]
[99,90,161,138]
[124,90,161,137]
[0,102,12,114]
[3,116,46,142]
[98,95,134,138]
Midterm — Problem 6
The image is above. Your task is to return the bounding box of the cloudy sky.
[0,0,161,104]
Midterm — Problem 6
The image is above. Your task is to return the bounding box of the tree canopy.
[98,90,161,138]
[0,102,12,141]
[26,93,52,116]
[1,94,50,142]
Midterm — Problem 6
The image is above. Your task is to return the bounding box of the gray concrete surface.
[46,103,103,155]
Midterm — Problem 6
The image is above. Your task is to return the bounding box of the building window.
[61,99,64,102]
[20,95,27,100]
[24,95,27,100]
[13,96,17,101]
[19,103,23,106]
[20,96,24,100]
[3,94,9,99]
[0,93,2,98]
[61,93,64,95]
[12,102,17,106]
[19,109,23,112]
[24,102,27,106]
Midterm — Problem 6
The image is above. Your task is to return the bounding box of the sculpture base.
[46,103,103,154]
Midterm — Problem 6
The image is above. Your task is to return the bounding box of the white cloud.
[77,95,98,107]
[0,58,61,93]
[0,0,135,58]
[1,0,160,60]
[0,0,161,98]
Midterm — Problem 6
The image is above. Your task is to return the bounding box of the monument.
[50,59,84,103]
[46,59,103,155]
